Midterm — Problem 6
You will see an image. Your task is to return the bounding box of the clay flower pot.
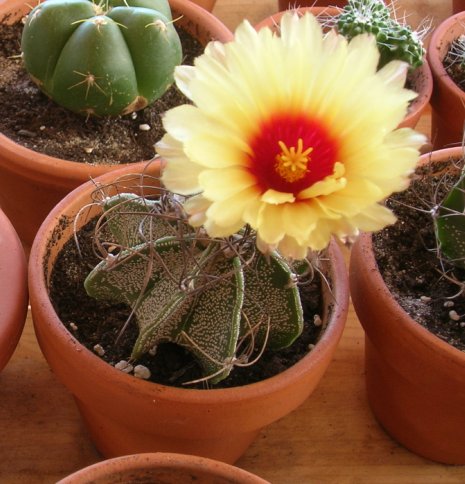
[256,7,432,131]
[427,12,465,150]
[0,208,28,372]
[349,146,465,465]
[29,161,349,464]
[0,0,233,250]
[57,453,269,483]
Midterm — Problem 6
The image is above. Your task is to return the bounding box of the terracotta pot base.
[76,398,260,463]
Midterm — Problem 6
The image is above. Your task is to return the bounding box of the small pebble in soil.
[139,123,151,131]
[93,343,105,356]
[308,343,315,351]
[17,129,36,138]
[444,300,455,308]
[449,310,460,321]
[115,360,134,373]
[420,295,431,302]
[70,322,78,331]
[313,314,322,327]
[134,365,151,380]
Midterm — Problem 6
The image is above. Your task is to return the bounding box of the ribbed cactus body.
[337,0,424,69]
[435,174,465,270]
[21,0,182,116]
[84,193,305,384]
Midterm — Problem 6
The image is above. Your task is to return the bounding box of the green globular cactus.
[21,0,182,116]
[84,193,305,384]
[435,174,465,270]
[336,0,425,69]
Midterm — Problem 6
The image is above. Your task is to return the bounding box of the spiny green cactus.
[435,173,465,270]
[21,0,182,116]
[84,193,305,384]
[336,0,425,69]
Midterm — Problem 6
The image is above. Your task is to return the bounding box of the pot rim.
[0,0,233,187]
[57,452,269,483]
[354,146,465,366]
[28,161,349,403]
[427,11,465,101]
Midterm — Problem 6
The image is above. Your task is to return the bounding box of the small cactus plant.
[84,191,309,384]
[435,172,465,270]
[21,0,182,116]
[336,0,426,69]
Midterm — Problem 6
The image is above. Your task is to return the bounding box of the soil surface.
[0,20,202,165]
[373,158,465,350]
[49,219,326,389]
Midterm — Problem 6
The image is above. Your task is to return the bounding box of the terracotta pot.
[29,161,349,464]
[349,146,465,465]
[57,453,269,483]
[256,7,432,131]
[452,0,465,13]
[427,12,465,150]
[0,0,233,250]
[0,208,28,372]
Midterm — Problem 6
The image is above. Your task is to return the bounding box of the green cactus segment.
[85,196,306,384]
[103,193,169,248]
[242,253,303,351]
[337,0,424,69]
[436,175,465,269]
[180,255,244,384]
[21,0,182,116]
[108,0,173,20]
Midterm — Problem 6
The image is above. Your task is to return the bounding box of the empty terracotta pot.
[0,208,28,372]
[256,7,432,131]
[57,453,269,483]
[350,147,465,464]
[427,11,465,149]
[0,0,233,250]
[29,161,349,464]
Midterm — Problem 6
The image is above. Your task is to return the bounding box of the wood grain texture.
[2,1,464,482]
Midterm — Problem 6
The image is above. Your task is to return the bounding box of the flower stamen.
[275,138,313,183]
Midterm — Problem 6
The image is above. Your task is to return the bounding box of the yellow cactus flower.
[157,12,426,259]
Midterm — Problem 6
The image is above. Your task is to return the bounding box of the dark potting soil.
[373,158,465,351]
[0,20,202,165]
[48,219,326,389]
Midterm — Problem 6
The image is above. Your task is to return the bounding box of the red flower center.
[247,114,339,195]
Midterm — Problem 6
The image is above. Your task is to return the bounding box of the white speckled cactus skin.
[21,0,182,116]
[84,193,306,384]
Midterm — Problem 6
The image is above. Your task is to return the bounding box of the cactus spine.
[21,0,182,116]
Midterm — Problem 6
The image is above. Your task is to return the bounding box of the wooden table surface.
[3,1,464,483]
